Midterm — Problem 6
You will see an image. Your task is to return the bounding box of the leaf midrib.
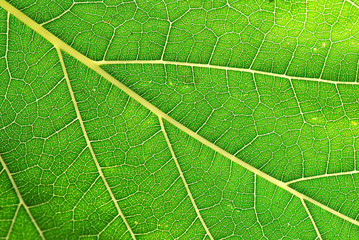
[1,0,359,235]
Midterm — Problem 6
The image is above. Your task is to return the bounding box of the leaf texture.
[1,0,359,239]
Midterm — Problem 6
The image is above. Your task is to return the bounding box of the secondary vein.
[0,155,46,240]
[159,117,214,240]
[96,60,359,86]
[286,170,359,185]
[5,203,21,239]
[57,48,136,240]
[301,198,323,240]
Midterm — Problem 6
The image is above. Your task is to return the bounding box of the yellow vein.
[161,2,171,61]
[301,198,322,240]
[0,155,45,240]
[5,203,21,239]
[286,170,359,185]
[346,0,359,9]
[159,117,214,240]
[40,3,74,26]
[96,60,359,86]
[288,78,306,178]
[97,213,121,237]
[254,174,266,239]
[56,48,136,240]
[1,0,359,229]
[4,11,11,99]
[158,114,359,227]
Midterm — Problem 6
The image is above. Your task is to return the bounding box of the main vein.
[1,0,359,230]
[56,48,136,239]
[0,155,45,240]
[159,117,214,240]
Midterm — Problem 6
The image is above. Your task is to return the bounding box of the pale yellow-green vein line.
[5,203,21,239]
[346,0,359,9]
[56,48,137,240]
[1,8,45,240]
[301,198,323,240]
[159,117,214,240]
[254,174,266,239]
[286,170,359,185]
[1,0,359,229]
[0,155,45,240]
[96,60,359,86]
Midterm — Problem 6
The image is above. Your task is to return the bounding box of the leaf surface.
[1,0,359,239]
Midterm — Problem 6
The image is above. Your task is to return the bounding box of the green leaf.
[1,0,359,239]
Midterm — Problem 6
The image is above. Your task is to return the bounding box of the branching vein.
[0,155,45,240]
[159,117,214,240]
[96,60,359,86]
[286,170,359,185]
[301,198,323,240]
[346,0,359,9]
[5,203,20,239]
[56,48,136,240]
